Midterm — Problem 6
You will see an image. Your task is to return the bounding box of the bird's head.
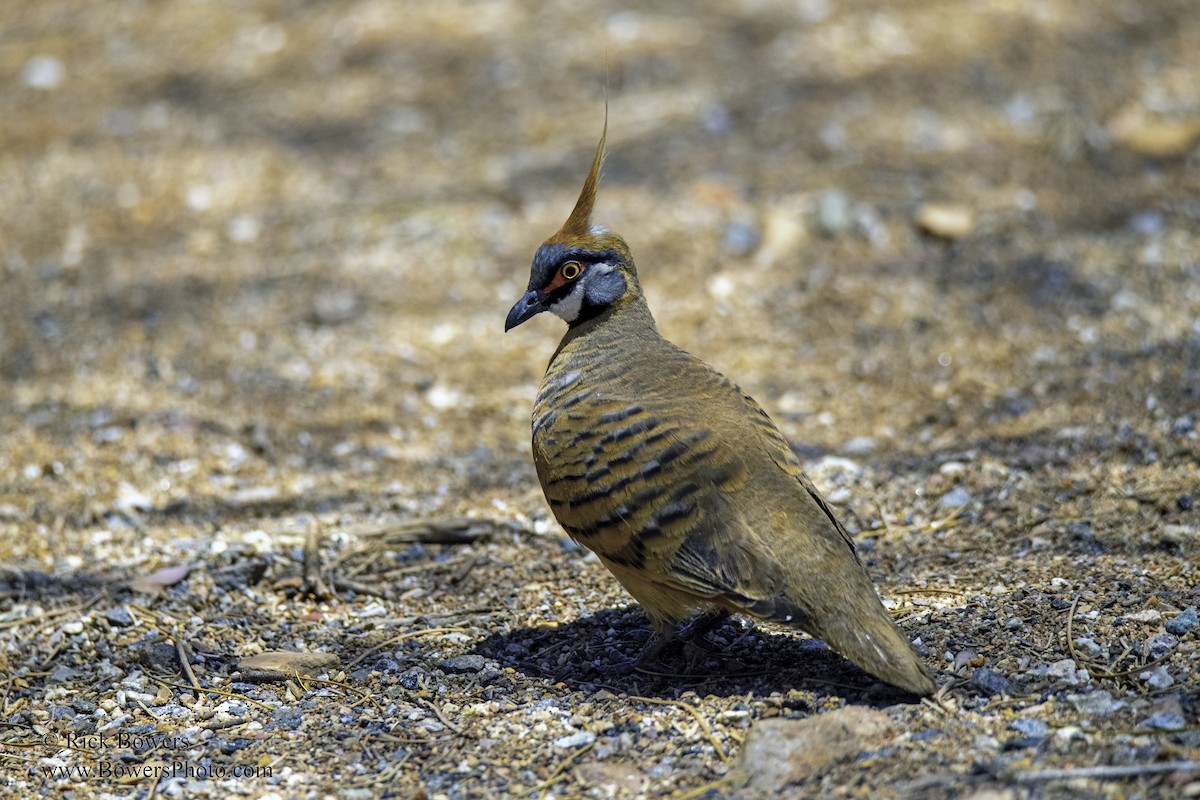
[505,119,642,332]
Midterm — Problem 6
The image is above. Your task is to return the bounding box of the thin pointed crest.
[555,107,607,240]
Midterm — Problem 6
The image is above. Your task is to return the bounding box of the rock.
[853,202,890,248]
[227,215,260,243]
[954,650,980,670]
[1141,712,1187,731]
[1140,696,1186,730]
[723,221,760,256]
[736,706,894,792]
[971,668,1011,696]
[553,730,596,749]
[49,665,80,683]
[1148,632,1180,659]
[842,436,876,455]
[1067,690,1126,717]
[963,790,1018,800]
[916,203,975,239]
[574,761,646,794]
[142,642,180,673]
[1166,607,1198,635]
[1046,658,1086,686]
[439,654,487,674]
[113,482,155,515]
[23,56,65,90]
[1139,665,1174,690]
[105,607,135,627]
[312,290,362,325]
[816,189,851,235]
[754,203,808,268]
[940,485,972,510]
[1108,107,1200,157]
[1009,719,1048,738]
[398,668,427,691]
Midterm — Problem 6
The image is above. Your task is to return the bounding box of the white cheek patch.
[548,281,585,322]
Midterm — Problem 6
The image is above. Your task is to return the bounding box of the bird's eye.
[560,261,582,281]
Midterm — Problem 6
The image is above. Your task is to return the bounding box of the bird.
[504,119,936,696]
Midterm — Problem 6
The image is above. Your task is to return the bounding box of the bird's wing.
[535,339,859,616]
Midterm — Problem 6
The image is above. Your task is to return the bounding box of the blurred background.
[1,0,1197,552]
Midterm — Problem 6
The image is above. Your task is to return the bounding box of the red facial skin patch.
[542,264,585,294]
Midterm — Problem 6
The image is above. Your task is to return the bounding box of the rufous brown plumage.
[505,120,935,696]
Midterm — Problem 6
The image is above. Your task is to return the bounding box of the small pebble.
[939,485,972,510]
[816,189,851,235]
[1148,632,1179,659]
[723,221,760,256]
[1009,719,1048,738]
[1046,658,1085,686]
[398,669,426,690]
[49,704,75,721]
[842,436,876,455]
[971,668,1011,696]
[312,290,362,325]
[553,730,596,749]
[1166,607,1198,635]
[1067,690,1126,717]
[1054,726,1084,744]
[1139,665,1174,690]
[105,607,135,627]
[1129,211,1165,236]
[915,203,974,239]
[49,665,80,683]
[439,654,487,674]
[227,215,260,242]
[23,55,66,89]
[1140,712,1187,731]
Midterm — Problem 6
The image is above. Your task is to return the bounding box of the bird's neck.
[550,292,659,364]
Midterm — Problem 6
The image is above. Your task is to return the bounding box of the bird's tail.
[806,593,935,696]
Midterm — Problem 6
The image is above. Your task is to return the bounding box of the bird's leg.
[633,625,682,669]
[610,611,733,674]
[620,610,735,674]
[678,609,732,669]
[679,608,732,645]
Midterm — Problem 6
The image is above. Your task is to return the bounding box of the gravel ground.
[2,1,1198,798]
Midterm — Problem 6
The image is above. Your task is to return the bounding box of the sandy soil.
[1,1,1198,797]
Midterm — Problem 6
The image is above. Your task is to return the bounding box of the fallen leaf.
[128,564,192,594]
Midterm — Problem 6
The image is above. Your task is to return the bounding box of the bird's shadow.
[473,607,922,703]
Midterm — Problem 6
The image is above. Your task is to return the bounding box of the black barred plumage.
[506,119,936,696]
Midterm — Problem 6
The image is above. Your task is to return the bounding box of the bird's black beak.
[505,289,546,331]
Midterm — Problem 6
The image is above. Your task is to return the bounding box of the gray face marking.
[545,261,627,325]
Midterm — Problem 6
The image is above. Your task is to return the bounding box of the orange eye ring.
[560,261,582,281]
